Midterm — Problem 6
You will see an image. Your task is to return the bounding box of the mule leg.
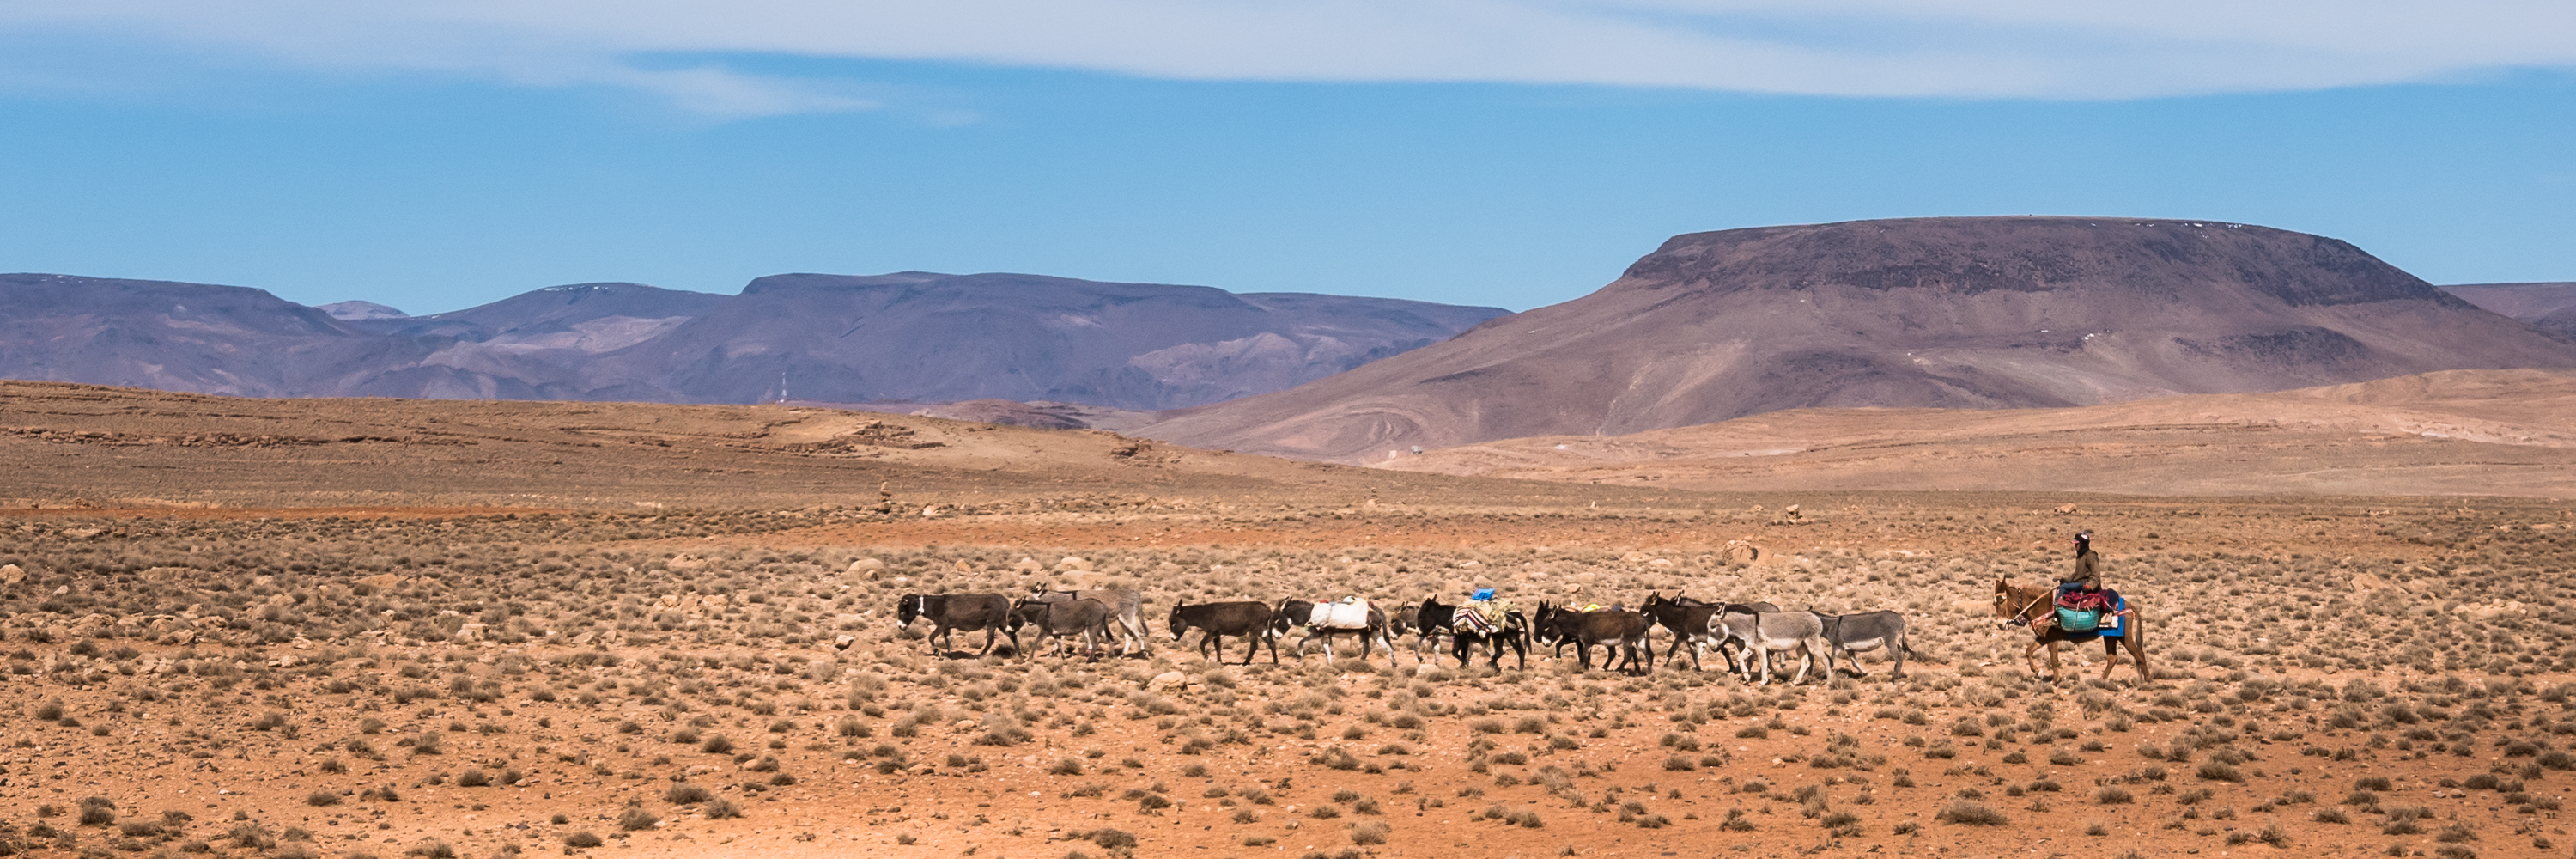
[2125,615,2148,684]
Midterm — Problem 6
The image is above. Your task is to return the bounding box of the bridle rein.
[2002,588,2050,628]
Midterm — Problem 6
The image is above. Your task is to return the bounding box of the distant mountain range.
[2442,283,2576,336]
[8,222,2570,460]
[1138,217,2576,462]
[0,271,1508,411]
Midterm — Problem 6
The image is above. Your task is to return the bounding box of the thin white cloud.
[3,0,2570,113]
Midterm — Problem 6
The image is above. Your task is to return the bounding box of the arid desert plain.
[3,379,2573,859]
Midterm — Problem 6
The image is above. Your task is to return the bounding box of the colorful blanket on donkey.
[1456,600,1514,634]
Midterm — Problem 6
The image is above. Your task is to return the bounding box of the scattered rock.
[1147,671,1188,692]
[2455,600,2530,622]
[0,564,20,585]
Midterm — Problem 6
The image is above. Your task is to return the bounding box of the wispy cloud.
[3,0,2570,113]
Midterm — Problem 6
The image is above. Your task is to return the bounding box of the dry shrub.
[1936,801,2008,826]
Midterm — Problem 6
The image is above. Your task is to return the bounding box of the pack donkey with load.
[1410,594,1530,670]
[1274,597,1392,662]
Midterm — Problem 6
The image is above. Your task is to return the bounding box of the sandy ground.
[3,382,2573,858]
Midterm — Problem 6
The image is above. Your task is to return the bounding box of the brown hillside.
[1143,217,2576,462]
[0,380,1653,513]
[1374,369,2576,498]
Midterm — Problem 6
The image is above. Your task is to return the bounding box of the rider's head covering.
[1473,587,1497,601]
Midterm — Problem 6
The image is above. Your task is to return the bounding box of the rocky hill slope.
[1142,217,2576,461]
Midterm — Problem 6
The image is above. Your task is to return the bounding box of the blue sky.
[1,2,2571,314]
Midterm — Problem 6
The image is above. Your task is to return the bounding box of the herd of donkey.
[890,564,2154,686]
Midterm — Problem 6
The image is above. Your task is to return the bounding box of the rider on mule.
[2054,531,2130,655]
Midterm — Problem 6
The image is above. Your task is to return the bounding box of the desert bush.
[1936,801,2008,826]
[77,795,117,826]
[562,832,603,849]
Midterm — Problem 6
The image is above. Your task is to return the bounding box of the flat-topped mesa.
[1139,216,2576,463]
[1609,216,2464,307]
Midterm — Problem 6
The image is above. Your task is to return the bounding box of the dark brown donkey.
[1167,601,1280,665]
[897,594,1015,656]
[1534,602,1653,674]
[1640,594,1777,673]
[1991,579,2148,685]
